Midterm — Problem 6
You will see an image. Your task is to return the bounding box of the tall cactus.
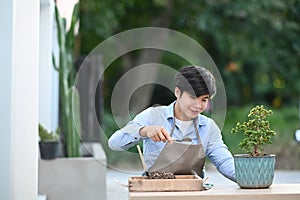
[53,3,81,157]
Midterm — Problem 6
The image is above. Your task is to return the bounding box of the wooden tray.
[128,175,203,192]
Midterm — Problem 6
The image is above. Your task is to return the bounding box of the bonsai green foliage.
[39,124,60,142]
[231,105,276,156]
[53,3,81,157]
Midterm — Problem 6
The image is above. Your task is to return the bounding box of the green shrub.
[39,124,60,142]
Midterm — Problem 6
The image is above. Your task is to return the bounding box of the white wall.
[39,0,59,131]
[0,0,39,199]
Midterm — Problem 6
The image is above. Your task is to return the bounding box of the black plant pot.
[39,141,60,160]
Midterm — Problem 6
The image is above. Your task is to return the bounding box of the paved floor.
[106,167,300,200]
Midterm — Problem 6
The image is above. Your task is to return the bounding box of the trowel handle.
[137,145,147,172]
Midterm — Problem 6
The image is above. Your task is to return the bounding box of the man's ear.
[174,87,181,98]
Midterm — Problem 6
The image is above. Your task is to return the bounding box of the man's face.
[174,87,209,121]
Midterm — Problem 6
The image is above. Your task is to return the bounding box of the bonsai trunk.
[253,145,259,156]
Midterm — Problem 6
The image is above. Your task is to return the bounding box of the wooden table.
[129,184,300,200]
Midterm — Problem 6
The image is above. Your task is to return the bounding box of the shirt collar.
[165,101,175,119]
[165,101,206,126]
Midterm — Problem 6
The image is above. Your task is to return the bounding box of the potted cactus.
[231,105,276,189]
[52,2,81,157]
[39,124,60,160]
[38,3,107,200]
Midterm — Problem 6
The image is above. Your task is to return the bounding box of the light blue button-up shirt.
[108,101,236,181]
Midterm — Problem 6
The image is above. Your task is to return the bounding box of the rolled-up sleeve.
[108,122,144,151]
[108,108,152,151]
[206,120,236,182]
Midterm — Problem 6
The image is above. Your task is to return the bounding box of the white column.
[0,0,39,199]
[39,0,59,131]
[0,0,14,199]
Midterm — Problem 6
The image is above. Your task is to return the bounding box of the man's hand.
[139,126,173,143]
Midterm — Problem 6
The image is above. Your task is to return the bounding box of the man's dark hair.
[175,65,216,98]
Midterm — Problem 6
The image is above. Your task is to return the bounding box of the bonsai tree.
[231,105,276,156]
[39,124,60,142]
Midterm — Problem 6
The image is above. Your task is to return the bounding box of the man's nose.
[195,101,202,109]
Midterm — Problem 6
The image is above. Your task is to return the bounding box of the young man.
[108,65,235,181]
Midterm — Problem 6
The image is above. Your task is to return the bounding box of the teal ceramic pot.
[234,154,275,189]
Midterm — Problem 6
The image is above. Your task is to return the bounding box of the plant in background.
[39,124,60,160]
[231,105,276,156]
[39,124,60,142]
[53,2,81,157]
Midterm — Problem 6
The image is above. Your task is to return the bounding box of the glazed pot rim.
[234,154,276,158]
